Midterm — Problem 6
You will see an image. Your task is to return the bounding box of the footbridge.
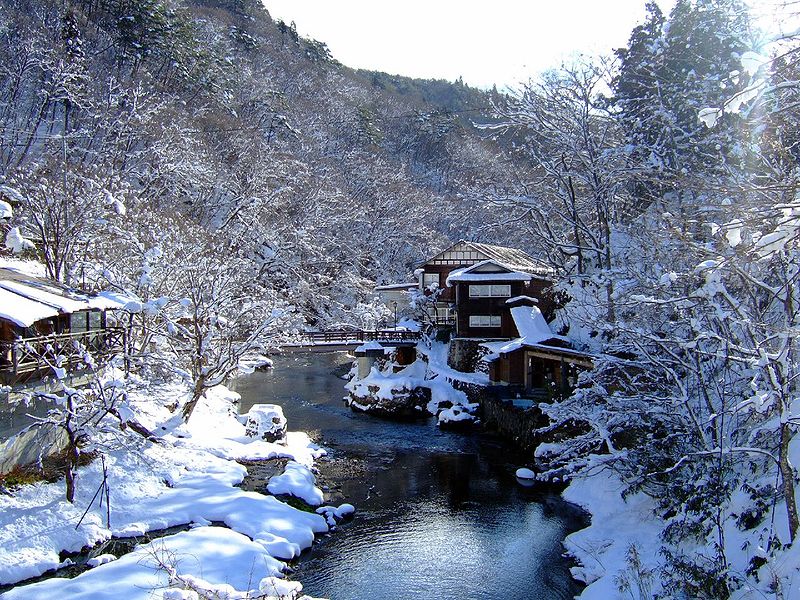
[280,329,422,353]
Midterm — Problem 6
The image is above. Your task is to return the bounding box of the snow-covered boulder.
[267,460,324,506]
[437,405,480,430]
[516,467,536,480]
[244,404,287,443]
[345,362,432,419]
[347,382,431,419]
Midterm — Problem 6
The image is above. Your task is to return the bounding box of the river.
[232,352,586,600]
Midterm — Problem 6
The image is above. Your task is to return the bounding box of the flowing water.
[233,352,586,600]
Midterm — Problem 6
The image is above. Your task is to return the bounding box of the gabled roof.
[445,260,532,286]
[465,241,552,275]
[0,267,132,327]
[421,240,553,277]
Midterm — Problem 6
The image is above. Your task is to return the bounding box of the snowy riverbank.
[0,380,348,599]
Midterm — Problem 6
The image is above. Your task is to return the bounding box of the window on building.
[468,284,511,298]
[89,311,102,330]
[423,273,439,289]
[70,312,89,333]
[469,315,501,328]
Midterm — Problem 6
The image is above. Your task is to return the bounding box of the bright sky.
[262,1,676,89]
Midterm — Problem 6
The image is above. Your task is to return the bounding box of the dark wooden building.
[482,304,594,400]
[415,240,555,331]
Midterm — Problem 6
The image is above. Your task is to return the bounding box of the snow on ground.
[416,340,489,386]
[561,469,663,599]
[0,380,335,598]
[1,527,293,600]
[560,431,800,599]
[0,257,45,277]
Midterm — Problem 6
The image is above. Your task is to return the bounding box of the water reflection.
[233,353,584,600]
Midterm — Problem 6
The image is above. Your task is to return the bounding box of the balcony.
[0,327,127,386]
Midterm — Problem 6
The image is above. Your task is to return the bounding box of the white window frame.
[468,284,511,298]
[469,315,502,328]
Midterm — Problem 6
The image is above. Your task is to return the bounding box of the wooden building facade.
[416,240,555,332]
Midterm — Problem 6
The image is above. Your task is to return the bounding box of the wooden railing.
[0,327,126,383]
[299,330,422,345]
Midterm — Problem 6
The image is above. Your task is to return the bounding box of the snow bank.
[0,382,329,588]
[561,470,662,598]
[1,527,301,600]
[267,461,324,506]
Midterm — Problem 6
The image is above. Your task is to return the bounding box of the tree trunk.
[181,376,206,423]
[64,395,78,503]
[779,420,799,543]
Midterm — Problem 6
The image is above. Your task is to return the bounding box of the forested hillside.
[2,0,800,597]
[0,0,519,328]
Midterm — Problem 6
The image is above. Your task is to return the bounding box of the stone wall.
[479,391,550,453]
[447,338,490,373]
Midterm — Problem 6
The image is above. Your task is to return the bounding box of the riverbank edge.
[0,378,344,599]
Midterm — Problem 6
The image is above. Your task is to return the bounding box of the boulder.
[244,404,287,442]
[346,385,431,420]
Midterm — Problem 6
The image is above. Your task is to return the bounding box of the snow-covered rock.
[437,405,479,430]
[267,460,324,506]
[86,554,118,568]
[245,404,287,443]
[515,467,536,480]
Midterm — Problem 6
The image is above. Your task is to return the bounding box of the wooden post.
[11,343,18,380]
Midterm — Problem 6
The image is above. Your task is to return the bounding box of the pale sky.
[262,1,677,89]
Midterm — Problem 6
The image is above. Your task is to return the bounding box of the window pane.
[423,273,439,287]
[491,285,511,297]
[469,315,500,328]
[89,311,102,330]
[71,312,88,333]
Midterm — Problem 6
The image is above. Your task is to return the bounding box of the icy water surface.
[233,352,585,600]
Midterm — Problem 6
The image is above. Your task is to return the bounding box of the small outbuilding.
[483,304,593,400]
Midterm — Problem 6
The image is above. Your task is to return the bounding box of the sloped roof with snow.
[0,267,132,327]
[419,240,553,277]
[374,282,418,291]
[481,305,579,360]
[465,241,553,276]
[445,260,533,286]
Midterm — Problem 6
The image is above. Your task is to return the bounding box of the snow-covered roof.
[0,268,134,327]
[465,241,553,276]
[420,240,553,277]
[445,260,532,286]
[0,287,59,328]
[481,306,574,358]
[505,295,538,305]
